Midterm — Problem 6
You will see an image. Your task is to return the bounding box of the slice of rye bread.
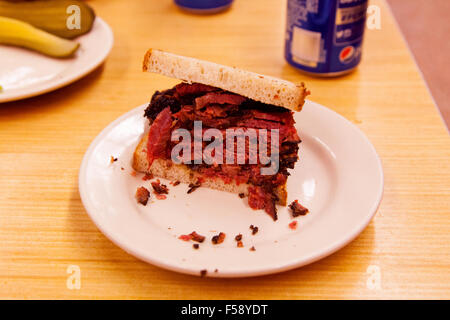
[132,133,288,206]
[143,49,309,111]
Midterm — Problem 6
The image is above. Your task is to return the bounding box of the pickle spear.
[0,16,79,58]
[0,0,95,39]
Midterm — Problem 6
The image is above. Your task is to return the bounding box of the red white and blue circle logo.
[339,46,355,63]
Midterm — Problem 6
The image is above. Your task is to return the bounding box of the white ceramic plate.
[0,18,113,103]
[79,100,383,277]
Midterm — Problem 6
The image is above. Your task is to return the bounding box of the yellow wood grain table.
[0,0,449,299]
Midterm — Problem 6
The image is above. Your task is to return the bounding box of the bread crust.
[132,134,287,206]
[142,48,309,112]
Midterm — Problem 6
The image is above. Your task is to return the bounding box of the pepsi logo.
[339,46,355,63]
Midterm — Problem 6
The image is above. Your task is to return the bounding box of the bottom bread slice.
[132,134,287,206]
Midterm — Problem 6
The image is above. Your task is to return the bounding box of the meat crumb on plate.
[135,187,150,206]
[289,221,298,230]
[178,234,191,241]
[142,173,153,181]
[289,200,309,217]
[187,180,201,194]
[190,231,206,243]
[151,179,169,195]
[211,232,226,244]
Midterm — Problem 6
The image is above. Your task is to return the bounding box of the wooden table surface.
[0,0,449,299]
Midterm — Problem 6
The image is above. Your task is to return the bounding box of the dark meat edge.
[144,83,292,121]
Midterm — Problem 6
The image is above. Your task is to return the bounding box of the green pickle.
[0,16,80,58]
[0,0,95,39]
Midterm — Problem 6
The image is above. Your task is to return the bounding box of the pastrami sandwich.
[133,49,309,220]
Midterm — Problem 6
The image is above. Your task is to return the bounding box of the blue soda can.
[174,0,234,13]
[285,0,369,76]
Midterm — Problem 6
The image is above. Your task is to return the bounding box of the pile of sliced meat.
[143,82,301,220]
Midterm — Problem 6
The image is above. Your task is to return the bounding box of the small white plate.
[0,18,113,103]
[79,100,383,277]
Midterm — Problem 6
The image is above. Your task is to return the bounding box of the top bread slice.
[143,49,309,111]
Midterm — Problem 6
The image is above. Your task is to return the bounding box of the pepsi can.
[285,0,368,76]
[174,0,234,14]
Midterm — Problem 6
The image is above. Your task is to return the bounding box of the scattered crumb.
[121,167,124,171]
[190,231,205,243]
[187,185,199,193]
[172,180,181,186]
[187,180,201,194]
[135,187,150,206]
[237,241,243,248]
[200,269,207,277]
[168,227,172,230]
[250,225,259,235]
[235,234,242,242]
[214,269,218,273]
[142,173,153,181]
[193,244,199,250]
[289,200,309,217]
[289,221,298,230]
[211,232,226,245]
[110,156,118,164]
[178,234,191,241]
[155,194,167,200]
[238,193,245,198]
[130,170,137,177]
[250,246,256,251]
[151,179,169,195]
